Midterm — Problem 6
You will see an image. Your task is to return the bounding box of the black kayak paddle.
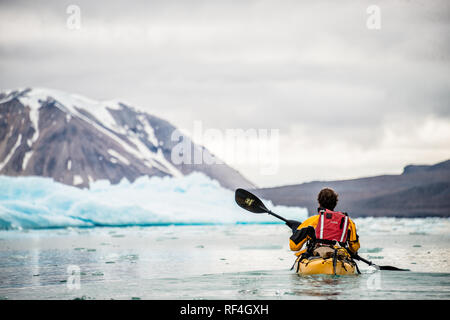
[352,254,409,271]
[234,188,409,272]
[235,188,301,231]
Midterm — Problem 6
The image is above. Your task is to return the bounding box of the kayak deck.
[297,257,356,276]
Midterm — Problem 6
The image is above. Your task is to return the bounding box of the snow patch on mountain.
[0,87,255,190]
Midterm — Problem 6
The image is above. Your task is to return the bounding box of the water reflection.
[287,273,363,298]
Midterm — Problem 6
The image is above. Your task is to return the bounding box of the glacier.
[0,173,308,230]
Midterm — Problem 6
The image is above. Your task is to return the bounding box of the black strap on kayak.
[290,257,298,271]
[341,245,362,275]
[341,260,348,272]
[354,260,361,274]
[332,249,337,275]
[291,256,301,273]
[291,252,306,272]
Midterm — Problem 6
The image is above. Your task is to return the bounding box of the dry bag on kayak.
[315,209,349,244]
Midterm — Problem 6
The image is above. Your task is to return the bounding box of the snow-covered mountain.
[0,88,255,189]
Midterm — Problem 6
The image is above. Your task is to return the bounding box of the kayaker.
[289,188,360,260]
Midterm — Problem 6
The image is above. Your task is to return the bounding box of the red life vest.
[315,209,349,244]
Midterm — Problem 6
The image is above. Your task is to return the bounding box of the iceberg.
[0,173,308,230]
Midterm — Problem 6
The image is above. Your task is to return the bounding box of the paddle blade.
[379,266,410,271]
[235,188,269,214]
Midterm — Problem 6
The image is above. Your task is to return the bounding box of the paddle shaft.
[353,254,374,266]
[267,210,289,223]
[352,254,409,271]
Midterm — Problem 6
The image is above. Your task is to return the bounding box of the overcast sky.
[1,0,449,187]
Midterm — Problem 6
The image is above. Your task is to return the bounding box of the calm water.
[0,221,449,300]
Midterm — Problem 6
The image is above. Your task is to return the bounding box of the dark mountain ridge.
[253,160,450,217]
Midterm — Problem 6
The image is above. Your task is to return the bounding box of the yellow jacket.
[289,214,360,254]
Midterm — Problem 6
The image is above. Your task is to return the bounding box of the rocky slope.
[0,88,255,189]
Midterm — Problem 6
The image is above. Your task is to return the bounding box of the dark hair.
[317,188,338,210]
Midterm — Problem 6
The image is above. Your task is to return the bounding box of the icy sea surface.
[0,174,449,299]
[0,221,449,300]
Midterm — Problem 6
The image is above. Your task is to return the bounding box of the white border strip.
[340,216,349,242]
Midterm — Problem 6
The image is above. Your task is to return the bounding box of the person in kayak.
[289,188,360,261]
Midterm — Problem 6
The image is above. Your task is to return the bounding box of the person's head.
[317,188,338,210]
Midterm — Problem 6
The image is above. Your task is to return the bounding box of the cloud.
[0,0,449,186]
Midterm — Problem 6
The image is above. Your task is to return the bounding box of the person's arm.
[289,215,319,251]
[347,218,360,254]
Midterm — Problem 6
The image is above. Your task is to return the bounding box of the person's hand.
[285,220,301,232]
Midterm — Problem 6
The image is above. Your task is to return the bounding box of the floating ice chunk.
[0,173,308,230]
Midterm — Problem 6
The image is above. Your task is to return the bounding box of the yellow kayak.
[297,256,356,276]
